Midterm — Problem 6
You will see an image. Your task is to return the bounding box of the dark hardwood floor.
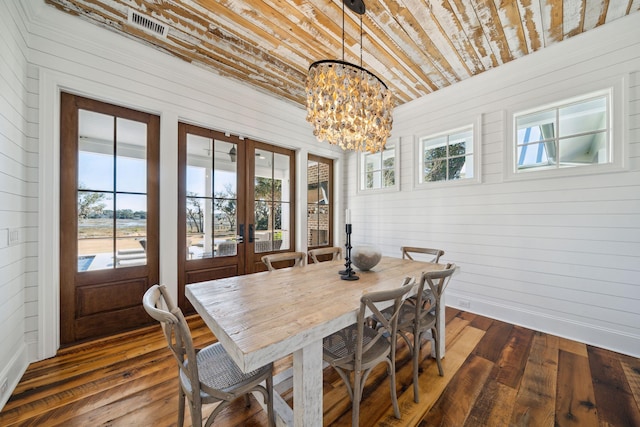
[1,308,639,426]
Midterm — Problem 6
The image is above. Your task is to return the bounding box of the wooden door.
[244,140,296,273]
[178,125,296,312]
[59,93,159,345]
[178,124,247,312]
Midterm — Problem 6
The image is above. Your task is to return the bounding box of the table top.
[186,256,446,372]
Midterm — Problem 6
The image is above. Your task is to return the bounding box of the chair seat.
[180,342,272,398]
[323,325,390,369]
[397,304,436,331]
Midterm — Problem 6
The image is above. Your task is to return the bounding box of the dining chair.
[261,251,306,271]
[322,277,414,426]
[397,264,456,403]
[401,246,445,263]
[308,246,342,263]
[142,284,275,427]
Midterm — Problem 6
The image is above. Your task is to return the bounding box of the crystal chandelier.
[305,0,394,154]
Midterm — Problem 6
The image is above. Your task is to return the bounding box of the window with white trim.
[514,93,610,173]
[359,143,398,191]
[418,126,474,183]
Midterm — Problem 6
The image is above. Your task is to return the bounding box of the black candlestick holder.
[340,224,359,281]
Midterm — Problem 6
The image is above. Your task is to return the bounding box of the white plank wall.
[346,13,640,358]
[0,1,33,410]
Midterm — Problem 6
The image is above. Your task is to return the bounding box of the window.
[514,93,610,173]
[418,126,475,183]
[307,155,333,248]
[359,142,398,191]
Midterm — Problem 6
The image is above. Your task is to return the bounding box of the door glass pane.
[254,148,291,253]
[77,192,113,271]
[185,135,238,260]
[78,110,114,192]
[116,118,147,193]
[115,193,147,268]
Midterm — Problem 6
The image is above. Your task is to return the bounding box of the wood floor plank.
[619,356,640,410]
[463,380,518,426]
[555,349,598,427]
[588,345,640,426]
[472,319,513,363]
[509,332,558,426]
[494,325,535,389]
[418,352,493,426]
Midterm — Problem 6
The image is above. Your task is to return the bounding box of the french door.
[59,93,159,345]
[178,123,296,312]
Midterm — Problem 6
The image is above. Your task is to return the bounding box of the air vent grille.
[127,8,168,38]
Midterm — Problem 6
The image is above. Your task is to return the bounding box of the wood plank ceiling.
[45,0,639,108]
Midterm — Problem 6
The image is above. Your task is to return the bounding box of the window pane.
[422,136,447,160]
[383,169,395,187]
[448,157,467,180]
[186,134,213,197]
[78,110,114,191]
[370,171,381,188]
[365,172,375,189]
[559,97,607,137]
[186,197,207,259]
[424,159,447,182]
[114,194,147,268]
[277,202,290,250]
[517,142,551,169]
[559,133,608,165]
[516,109,554,140]
[213,140,237,196]
[307,203,319,247]
[365,152,381,171]
[449,130,473,155]
[77,192,113,271]
[274,153,290,202]
[116,118,147,193]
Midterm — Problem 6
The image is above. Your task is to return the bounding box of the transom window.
[515,93,610,172]
[359,142,397,191]
[418,126,474,183]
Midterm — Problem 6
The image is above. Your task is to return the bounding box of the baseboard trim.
[446,291,640,358]
[0,341,29,411]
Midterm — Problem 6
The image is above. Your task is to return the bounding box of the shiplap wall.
[347,13,640,357]
[0,2,33,409]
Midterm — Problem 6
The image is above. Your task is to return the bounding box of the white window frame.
[505,76,627,181]
[414,118,481,189]
[357,138,400,193]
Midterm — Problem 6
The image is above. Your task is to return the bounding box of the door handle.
[237,224,244,243]
[249,224,255,243]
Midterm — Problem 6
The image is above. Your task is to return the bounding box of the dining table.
[186,256,448,426]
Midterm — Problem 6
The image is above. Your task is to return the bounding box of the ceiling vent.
[127,8,168,38]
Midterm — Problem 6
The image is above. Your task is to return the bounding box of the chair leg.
[389,359,401,419]
[413,330,421,403]
[432,326,444,376]
[177,387,186,427]
[352,372,362,427]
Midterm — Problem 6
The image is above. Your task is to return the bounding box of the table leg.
[293,340,323,427]
[431,293,446,358]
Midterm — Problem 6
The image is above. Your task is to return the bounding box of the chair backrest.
[356,277,414,366]
[308,246,342,263]
[261,251,306,271]
[142,284,199,393]
[413,264,456,320]
[401,246,444,263]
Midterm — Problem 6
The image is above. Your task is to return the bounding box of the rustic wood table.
[186,256,447,426]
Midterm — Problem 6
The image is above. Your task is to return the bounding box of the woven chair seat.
[322,325,389,368]
[180,342,272,396]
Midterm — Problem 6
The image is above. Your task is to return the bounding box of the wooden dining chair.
[396,264,456,403]
[142,284,275,427]
[401,246,445,263]
[308,246,342,263]
[261,251,306,271]
[322,277,414,426]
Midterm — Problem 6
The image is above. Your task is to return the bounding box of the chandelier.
[305,0,394,154]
